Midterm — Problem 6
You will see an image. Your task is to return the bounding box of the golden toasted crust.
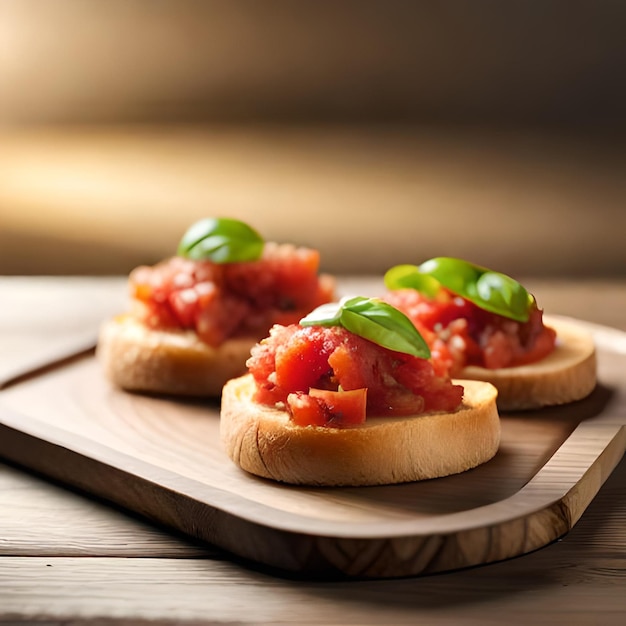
[96,315,256,397]
[461,316,597,411]
[220,374,501,486]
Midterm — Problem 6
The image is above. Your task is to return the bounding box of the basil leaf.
[383,264,441,297]
[419,257,481,294]
[474,271,534,321]
[298,301,343,326]
[177,217,264,263]
[300,296,431,359]
[384,257,535,322]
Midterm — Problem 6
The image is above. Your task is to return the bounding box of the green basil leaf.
[384,257,535,322]
[177,217,264,263]
[383,264,441,297]
[300,296,431,359]
[419,257,482,294]
[474,271,534,321]
[298,301,343,326]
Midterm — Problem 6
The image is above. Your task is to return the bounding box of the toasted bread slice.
[461,316,596,411]
[220,374,500,486]
[97,314,255,397]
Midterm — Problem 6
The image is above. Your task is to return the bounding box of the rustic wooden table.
[1,276,625,625]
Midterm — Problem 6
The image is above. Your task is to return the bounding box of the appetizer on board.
[221,296,500,486]
[383,258,596,410]
[97,217,335,397]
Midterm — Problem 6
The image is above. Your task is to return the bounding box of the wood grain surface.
[1,277,626,624]
[0,280,624,579]
[0,276,127,388]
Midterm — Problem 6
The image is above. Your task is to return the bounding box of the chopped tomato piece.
[288,387,367,428]
[326,343,376,391]
[309,388,367,426]
[274,327,333,392]
[287,393,328,427]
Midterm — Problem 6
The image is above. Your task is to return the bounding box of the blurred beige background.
[1,1,625,277]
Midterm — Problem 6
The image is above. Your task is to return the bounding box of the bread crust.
[461,316,597,411]
[97,315,256,397]
[220,374,500,486]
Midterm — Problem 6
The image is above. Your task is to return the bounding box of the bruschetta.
[383,258,596,410]
[220,296,500,486]
[97,217,335,396]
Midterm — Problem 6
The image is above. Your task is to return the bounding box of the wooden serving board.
[0,314,625,579]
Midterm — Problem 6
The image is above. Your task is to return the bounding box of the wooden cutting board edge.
[0,403,624,578]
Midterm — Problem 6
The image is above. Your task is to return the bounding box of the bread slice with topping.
[97,314,255,397]
[460,316,596,411]
[96,217,335,397]
[220,374,500,487]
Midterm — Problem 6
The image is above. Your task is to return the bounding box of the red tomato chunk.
[128,243,335,347]
[288,388,368,427]
[247,324,463,427]
[383,288,556,375]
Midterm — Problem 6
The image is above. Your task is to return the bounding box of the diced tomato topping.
[383,288,557,375]
[288,388,367,427]
[287,393,329,427]
[275,326,335,391]
[309,388,367,426]
[247,324,463,427]
[128,243,335,347]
